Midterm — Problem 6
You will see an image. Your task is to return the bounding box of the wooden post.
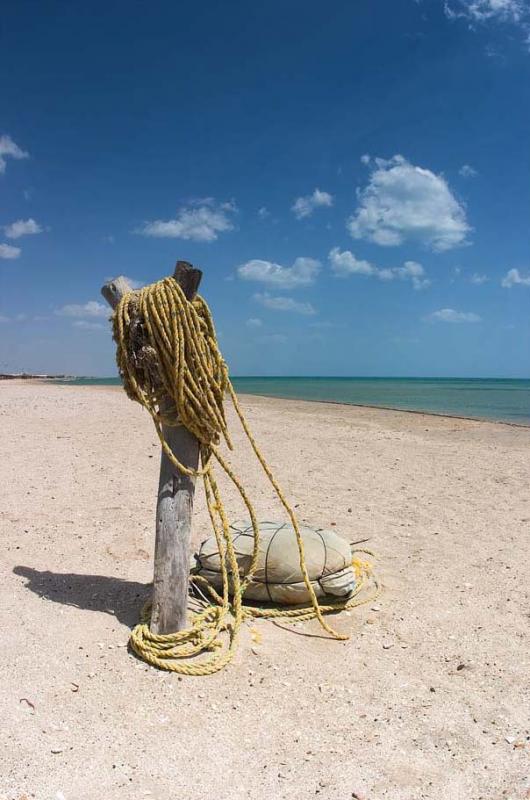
[101,261,203,634]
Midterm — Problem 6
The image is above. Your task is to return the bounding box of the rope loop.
[113,276,379,675]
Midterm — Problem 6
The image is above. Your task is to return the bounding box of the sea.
[58,376,530,425]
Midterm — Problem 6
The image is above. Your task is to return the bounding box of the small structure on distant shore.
[0,373,71,380]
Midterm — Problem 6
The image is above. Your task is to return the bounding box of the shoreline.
[237,391,530,429]
[23,378,530,430]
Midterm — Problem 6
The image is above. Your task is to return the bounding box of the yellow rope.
[113,276,379,675]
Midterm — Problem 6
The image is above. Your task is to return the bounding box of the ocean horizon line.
[52,375,530,425]
[53,374,529,381]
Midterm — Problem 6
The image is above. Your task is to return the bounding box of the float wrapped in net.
[193,520,357,605]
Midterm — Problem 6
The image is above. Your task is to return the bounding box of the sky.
[1,0,529,378]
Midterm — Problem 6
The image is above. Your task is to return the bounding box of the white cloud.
[237,257,320,289]
[258,207,270,220]
[425,308,482,323]
[246,317,263,328]
[55,300,109,318]
[459,164,478,178]
[124,277,144,289]
[360,154,371,165]
[0,135,29,174]
[444,1,530,48]
[292,188,333,220]
[4,218,43,239]
[469,272,489,284]
[113,275,143,289]
[72,320,105,331]
[392,261,431,289]
[0,243,21,259]
[102,275,144,290]
[329,247,430,289]
[444,0,527,23]
[501,267,530,287]
[138,199,236,242]
[329,247,374,276]
[348,154,471,251]
[253,292,316,315]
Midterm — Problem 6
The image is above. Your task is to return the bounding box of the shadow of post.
[13,566,151,628]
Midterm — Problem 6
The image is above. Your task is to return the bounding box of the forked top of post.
[101,260,203,310]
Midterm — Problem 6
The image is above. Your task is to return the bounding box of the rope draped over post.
[112,274,379,675]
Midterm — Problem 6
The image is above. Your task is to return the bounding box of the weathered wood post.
[101,261,203,634]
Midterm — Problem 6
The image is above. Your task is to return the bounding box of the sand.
[1,380,529,800]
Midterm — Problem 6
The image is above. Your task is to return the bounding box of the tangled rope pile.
[113,275,379,675]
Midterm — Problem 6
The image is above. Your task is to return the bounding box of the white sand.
[1,381,529,800]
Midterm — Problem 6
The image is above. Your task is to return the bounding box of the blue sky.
[1,0,529,377]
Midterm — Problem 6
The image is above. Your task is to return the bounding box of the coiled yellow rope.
[113,275,379,675]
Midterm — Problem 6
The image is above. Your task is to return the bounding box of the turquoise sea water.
[58,376,530,425]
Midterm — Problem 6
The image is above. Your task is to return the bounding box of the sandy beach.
[1,380,529,800]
